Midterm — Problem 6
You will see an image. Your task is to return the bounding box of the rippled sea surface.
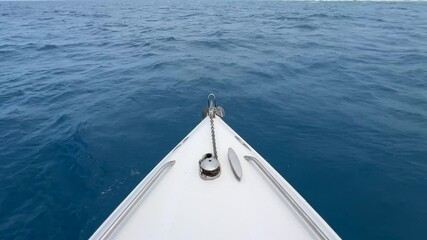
[1,0,427,239]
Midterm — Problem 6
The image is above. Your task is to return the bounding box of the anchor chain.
[199,94,225,180]
[208,108,218,159]
[203,94,225,160]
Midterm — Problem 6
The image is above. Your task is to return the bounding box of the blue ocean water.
[1,0,427,239]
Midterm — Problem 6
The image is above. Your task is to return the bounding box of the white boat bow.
[91,94,341,240]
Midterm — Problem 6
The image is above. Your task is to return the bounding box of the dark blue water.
[1,0,427,239]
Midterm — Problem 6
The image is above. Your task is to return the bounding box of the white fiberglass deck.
[91,117,340,240]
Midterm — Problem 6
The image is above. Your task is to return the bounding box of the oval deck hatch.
[228,147,242,181]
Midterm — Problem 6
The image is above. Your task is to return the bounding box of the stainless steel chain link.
[204,94,224,160]
[208,109,218,159]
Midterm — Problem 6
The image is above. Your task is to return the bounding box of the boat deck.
[91,117,340,240]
